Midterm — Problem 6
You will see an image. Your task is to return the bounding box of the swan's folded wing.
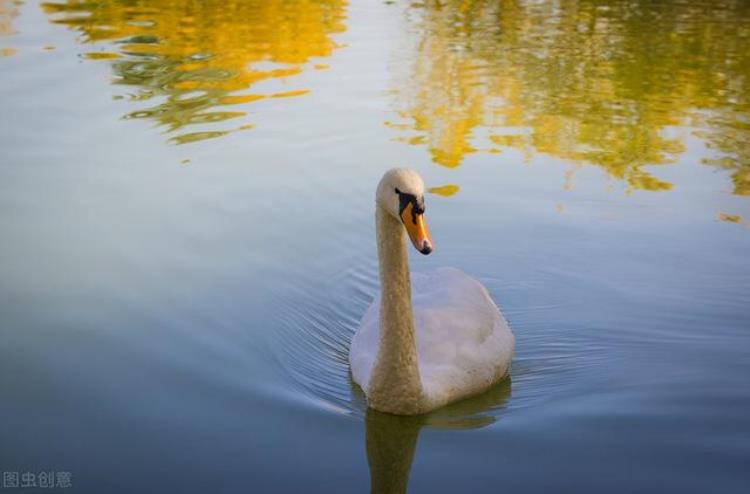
[412,268,514,407]
[350,267,514,406]
[349,299,380,390]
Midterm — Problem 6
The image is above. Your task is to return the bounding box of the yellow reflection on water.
[718,212,742,224]
[427,184,460,197]
[0,0,21,56]
[389,0,750,195]
[43,0,347,143]
[0,0,20,37]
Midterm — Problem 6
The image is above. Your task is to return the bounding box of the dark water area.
[1,1,749,492]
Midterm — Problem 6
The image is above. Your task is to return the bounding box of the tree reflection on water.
[43,0,347,143]
[389,0,750,196]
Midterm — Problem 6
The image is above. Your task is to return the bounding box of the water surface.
[1,1,749,492]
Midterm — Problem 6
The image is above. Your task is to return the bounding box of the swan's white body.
[349,168,514,415]
[351,268,514,412]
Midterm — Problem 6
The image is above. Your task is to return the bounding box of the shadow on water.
[365,379,511,494]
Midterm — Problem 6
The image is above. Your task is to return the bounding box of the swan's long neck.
[367,205,425,415]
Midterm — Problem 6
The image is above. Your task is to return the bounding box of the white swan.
[349,168,514,415]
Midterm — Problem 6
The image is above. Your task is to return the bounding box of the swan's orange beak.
[400,202,433,255]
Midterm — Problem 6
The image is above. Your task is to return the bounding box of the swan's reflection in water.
[364,379,511,494]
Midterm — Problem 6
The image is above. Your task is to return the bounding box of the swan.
[349,168,514,415]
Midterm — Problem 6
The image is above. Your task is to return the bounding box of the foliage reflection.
[389,0,750,195]
[0,0,21,56]
[43,0,347,143]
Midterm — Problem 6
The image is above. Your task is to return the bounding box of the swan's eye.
[396,190,424,223]
[395,187,401,194]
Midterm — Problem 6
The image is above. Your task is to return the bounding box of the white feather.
[350,267,514,411]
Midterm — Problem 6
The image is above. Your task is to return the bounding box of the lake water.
[1,0,749,492]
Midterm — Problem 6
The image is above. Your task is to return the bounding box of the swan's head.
[377,168,433,255]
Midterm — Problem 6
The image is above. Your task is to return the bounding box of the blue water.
[1,1,749,492]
